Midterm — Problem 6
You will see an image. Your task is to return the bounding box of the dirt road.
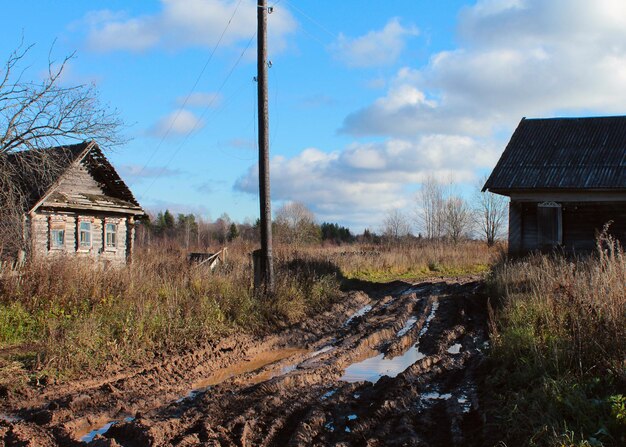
[0,276,490,446]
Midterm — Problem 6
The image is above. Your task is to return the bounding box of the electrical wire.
[134,0,244,181]
[139,32,257,199]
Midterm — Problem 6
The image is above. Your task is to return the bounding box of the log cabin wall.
[29,210,129,265]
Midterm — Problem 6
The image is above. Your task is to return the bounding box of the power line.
[134,0,244,182]
[283,0,338,40]
[140,32,257,199]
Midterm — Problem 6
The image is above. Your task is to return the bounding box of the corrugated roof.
[483,116,626,193]
[3,141,144,214]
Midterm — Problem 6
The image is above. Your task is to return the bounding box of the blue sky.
[3,0,626,231]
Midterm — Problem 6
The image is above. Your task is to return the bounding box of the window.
[79,221,92,248]
[50,229,65,249]
[105,223,117,248]
[537,202,562,248]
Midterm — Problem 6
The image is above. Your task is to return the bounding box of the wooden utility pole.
[256,0,274,294]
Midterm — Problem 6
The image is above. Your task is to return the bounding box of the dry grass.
[0,241,341,382]
[487,231,626,446]
[289,239,499,282]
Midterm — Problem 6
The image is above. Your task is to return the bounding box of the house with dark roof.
[5,141,145,264]
[483,116,626,255]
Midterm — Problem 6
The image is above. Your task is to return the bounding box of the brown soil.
[0,276,490,446]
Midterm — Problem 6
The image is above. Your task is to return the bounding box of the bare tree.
[0,41,124,258]
[382,208,411,241]
[1,41,124,153]
[416,175,446,240]
[274,201,320,245]
[474,176,508,246]
[443,196,472,244]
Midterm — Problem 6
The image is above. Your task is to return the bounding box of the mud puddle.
[190,347,307,391]
[340,345,426,383]
[396,316,418,337]
[78,416,134,443]
[343,304,372,326]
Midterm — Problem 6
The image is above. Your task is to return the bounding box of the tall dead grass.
[488,230,626,446]
[0,242,341,383]
[290,240,498,281]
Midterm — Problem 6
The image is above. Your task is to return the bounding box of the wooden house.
[483,116,626,255]
[6,141,145,264]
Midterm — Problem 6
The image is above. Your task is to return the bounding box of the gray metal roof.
[483,116,626,193]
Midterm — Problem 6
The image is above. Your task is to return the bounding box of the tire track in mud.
[0,276,489,446]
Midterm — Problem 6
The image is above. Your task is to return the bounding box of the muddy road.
[1,276,490,446]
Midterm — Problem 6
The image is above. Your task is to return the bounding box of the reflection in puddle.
[80,417,134,443]
[422,391,452,400]
[321,389,336,400]
[458,395,471,413]
[0,413,21,423]
[347,414,357,421]
[191,348,307,390]
[324,421,335,432]
[419,301,439,336]
[396,316,418,337]
[402,285,430,296]
[310,345,334,357]
[447,343,462,354]
[343,304,372,326]
[340,345,426,383]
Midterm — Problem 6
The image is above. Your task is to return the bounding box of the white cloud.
[177,92,222,108]
[84,0,297,54]
[330,18,419,68]
[341,0,626,138]
[151,109,204,137]
[118,164,181,180]
[234,137,498,229]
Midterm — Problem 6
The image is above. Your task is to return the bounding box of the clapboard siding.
[511,200,626,254]
[562,202,626,251]
[521,204,538,252]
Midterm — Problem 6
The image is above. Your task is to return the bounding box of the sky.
[3,0,626,232]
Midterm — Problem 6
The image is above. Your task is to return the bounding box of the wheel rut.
[0,276,489,446]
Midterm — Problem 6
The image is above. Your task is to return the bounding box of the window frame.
[78,220,92,249]
[50,228,65,250]
[105,222,117,249]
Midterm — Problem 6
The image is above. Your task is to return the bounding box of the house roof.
[483,116,626,194]
[4,141,144,215]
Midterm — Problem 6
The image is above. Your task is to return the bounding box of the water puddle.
[419,301,439,336]
[79,417,134,443]
[402,285,430,296]
[324,421,335,432]
[0,413,21,423]
[396,316,418,337]
[321,389,336,400]
[310,345,334,357]
[340,345,426,383]
[447,343,462,354]
[341,299,439,384]
[421,391,452,400]
[458,395,471,413]
[343,304,372,326]
[191,348,307,391]
[347,414,358,421]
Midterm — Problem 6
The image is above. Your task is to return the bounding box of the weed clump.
[487,230,626,446]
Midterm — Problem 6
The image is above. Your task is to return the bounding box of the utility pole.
[256,0,274,294]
